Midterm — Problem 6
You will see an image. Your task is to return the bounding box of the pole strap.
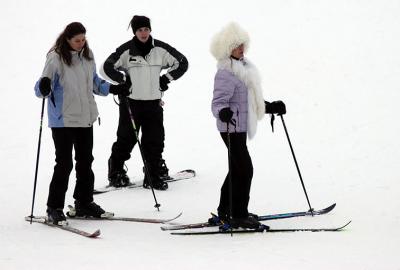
[269,114,275,132]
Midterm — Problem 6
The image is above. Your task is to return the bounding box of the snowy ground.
[1,0,400,269]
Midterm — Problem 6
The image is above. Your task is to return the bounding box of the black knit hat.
[130,15,151,34]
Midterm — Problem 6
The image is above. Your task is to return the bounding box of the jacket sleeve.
[34,52,59,98]
[156,40,188,81]
[88,53,110,96]
[211,70,235,118]
[93,71,111,96]
[101,41,131,84]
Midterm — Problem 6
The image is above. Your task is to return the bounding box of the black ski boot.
[208,212,229,225]
[230,216,263,229]
[158,158,170,180]
[46,207,67,225]
[108,158,131,187]
[74,201,109,218]
[143,174,169,190]
[248,212,259,219]
[142,158,170,182]
[108,170,130,187]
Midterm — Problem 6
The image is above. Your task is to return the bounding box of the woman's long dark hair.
[49,22,92,66]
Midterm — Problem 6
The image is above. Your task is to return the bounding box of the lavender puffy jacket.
[211,69,248,133]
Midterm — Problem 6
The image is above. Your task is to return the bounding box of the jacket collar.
[129,36,154,57]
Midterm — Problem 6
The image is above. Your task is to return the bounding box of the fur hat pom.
[210,22,250,61]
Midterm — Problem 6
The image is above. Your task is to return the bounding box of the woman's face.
[135,27,151,43]
[67,33,86,52]
[231,44,245,59]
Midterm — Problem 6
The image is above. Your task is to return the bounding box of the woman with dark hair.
[34,22,130,225]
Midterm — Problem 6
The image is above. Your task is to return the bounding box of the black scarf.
[133,36,153,58]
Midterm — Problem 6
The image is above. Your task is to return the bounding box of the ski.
[161,203,336,231]
[66,205,182,224]
[25,216,100,238]
[94,169,196,194]
[171,221,351,235]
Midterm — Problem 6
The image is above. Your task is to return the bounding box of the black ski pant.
[47,127,94,209]
[110,98,164,178]
[218,132,253,219]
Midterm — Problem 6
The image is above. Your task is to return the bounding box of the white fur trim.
[217,58,265,139]
[210,22,250,61]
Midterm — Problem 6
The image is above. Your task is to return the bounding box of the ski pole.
[29,98,46,224]
[279,114,314,214]
[123,96,161,211]
[226,122,233,236]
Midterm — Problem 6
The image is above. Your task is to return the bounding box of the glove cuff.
[164,73,173,82]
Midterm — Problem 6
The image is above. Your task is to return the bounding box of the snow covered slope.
[1,0,399,269]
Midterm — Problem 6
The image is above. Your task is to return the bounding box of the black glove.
[159,75,170,92]
[219,107,234,123]
[265,100,286,115]
[109,77,131,96]
[39,77,51,96]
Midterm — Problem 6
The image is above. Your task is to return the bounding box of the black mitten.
[39,77,51,96]
[219,107,234,123]
[265,100,286,115]
[159,75,170,91]
[109,77,131,96]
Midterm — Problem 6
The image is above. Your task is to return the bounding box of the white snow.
[1,0,399,269]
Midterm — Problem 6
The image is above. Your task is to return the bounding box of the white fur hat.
[210,22,250,61]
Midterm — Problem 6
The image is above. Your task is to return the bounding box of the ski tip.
[316,203,336,213]
[158,212,184,224]
[319,203,336,211]
[328,203,337,210]
[90,229,101,238]
[188,169,196,176]
[167,212,183,222]
[178,169,196,176]
[338,220,352,230]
